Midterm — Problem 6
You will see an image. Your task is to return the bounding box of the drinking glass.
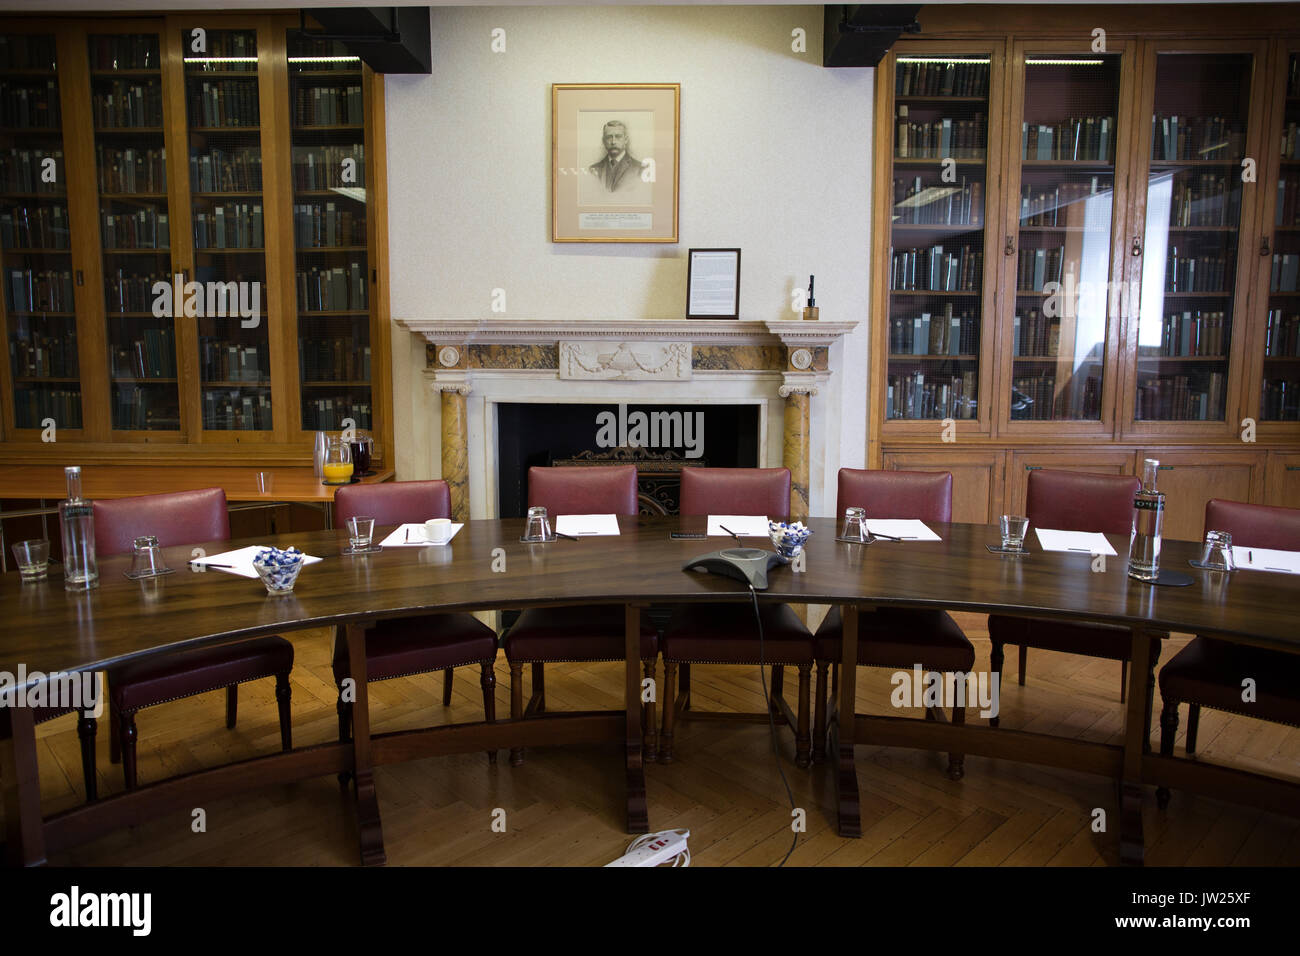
[999,515,1029,551]
[11,539,49,581]
[522,505,553,542]
[1198,530,1235,571]
[840,507,868,542]
[321,436,354,485]
[347,516,375,552]
[126,535,171,579]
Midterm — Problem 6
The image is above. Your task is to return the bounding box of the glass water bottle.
[60,465,99,591]
[1128,458,1164,582]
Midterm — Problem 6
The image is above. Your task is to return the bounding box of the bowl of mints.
[768,520,812,562]
[252,546,306,595]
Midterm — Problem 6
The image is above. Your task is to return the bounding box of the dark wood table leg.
[836,603,861,838]
[347,621,386,865]
[2,702,47,865]
[1119,626,1155,866]
[625,603,648,833]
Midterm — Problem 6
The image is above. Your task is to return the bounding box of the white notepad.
[555,514,620,536]
[379,523,464,547]
[1034,528,1117,556]
[707,515,769,537]
[864,519,941,541]
[1232,546,1300,574]
[188,545,323,579]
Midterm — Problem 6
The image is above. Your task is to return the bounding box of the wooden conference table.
[1,515,1297,866]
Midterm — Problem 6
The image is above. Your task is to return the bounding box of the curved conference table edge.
[1,516,1297,867]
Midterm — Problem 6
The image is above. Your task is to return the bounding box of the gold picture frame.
[551,83,680,243]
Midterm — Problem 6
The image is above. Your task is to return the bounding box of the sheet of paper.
[863,519,941,541]
[378,523,464,547]
[1232,546,1300,574]
[706,515,770,537]
[555,514,621,536]
[188,545,323,579]
[1034,528,1118,556]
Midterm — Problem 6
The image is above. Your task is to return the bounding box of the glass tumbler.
[129,535,166,577]
[347,516,375,552]
[523,506,553,542]
[840,507,868,541]
[999,515,1029,551]
[1199,530,1235,571]
[11,539,49,581]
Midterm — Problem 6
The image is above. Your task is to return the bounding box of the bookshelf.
[1261,48,1300,423]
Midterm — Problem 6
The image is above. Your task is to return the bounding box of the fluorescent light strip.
[1025,59,1106,66]
[184,56,258,63]
[288,56,361,64]
[896,57,990,65]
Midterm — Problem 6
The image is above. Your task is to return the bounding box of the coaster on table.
[986,545,1028,555]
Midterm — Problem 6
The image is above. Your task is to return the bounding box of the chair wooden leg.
[660,660,677,764]
[989,641,1004,728]
[509,661,525,766]
[770,664,785,714]
[1186,703,1200,755]
[442,668,454,706]
[812,659,829,764]
[1157,699,1179,810]
[1017,645,1027,686]
[480,662,497,765]
[275,673,292,751]
[1120,659,1128,704]
[794,663,812,769]
[120,712,138,790]
[679,662,691,711]
[225,684,238,729]
[642,659,657,762]
[946,705,966,780]
[76,715,97,802]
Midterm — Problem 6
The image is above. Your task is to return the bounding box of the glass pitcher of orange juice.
[321,436,354,485]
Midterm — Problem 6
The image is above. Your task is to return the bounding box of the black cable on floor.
[749,584,799,867]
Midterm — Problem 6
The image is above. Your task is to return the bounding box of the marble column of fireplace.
[396,318,858,520]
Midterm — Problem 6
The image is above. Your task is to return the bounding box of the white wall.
[385,4,872,505]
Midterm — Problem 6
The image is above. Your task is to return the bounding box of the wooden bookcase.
[870,5,1300,530]
[0,13,393,465]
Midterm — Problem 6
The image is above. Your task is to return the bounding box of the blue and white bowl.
[252,546,306,594]
[769,520,812,561]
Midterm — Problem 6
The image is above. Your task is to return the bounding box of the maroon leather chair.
[94,488,293,790]
[503,465,657,766]
[1157,499,1300,809]
[813,469,974,778]
[659,468,815,767]
[986,470,1142,722]
[332,481,498,767]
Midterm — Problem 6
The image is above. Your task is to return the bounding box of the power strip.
[604,829,691,867]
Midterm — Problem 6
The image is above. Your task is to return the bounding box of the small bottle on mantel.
[1128,458,1165,583]
[803,274,819,321]
[60,465,99,591]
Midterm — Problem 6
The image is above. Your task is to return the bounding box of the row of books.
[202,392,271,431]
[92,80,163,129]
[1261,379,1300,420]
[0,148,64,193]
[109,325,177,379]
[1143,310,1230,358]
[193,202,264,249]
[9,332,78,378]
[889,244,983,292]
[292,84,363,126]
[1281,121,1299,160]
[292,202,365,247]
[1009,373,1101,420]
[1168,173,1240,228]
[1021,117,1113,162]
[292,144,365,190]
[7,267,73,312]
[96,145,166,194]
[186,32,256,71]
[14,386,81,429]
[895,61,989,98]
[104,268,165,313]
[1015,246,1068,291]
[101,206,169,250]
[0,81,60,128]
[198,339,268,383]
[0,35,57,72]
[187,79,260,129]
[1271,253,1300,293]
[895,108,987,159]
[1012,309,1060,357]
[0,202,69,249]
[1018,179,1106,227]
[190,146,262,192]
[1150,115,1244,162]
[1166,252,1232,293]
[88,34,158,72]
[299,337,372,382]
[302,397,371,431]
[888,305,979,356]
[1135,372,1225,420]
[296,264,368,311]
[1279,173,1300,229]
[1264,309,1300,357]
[112,384,180,431]
[891,176,983,226]
[885,370,978,420]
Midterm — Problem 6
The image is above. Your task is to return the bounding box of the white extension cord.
[604,828,691,867]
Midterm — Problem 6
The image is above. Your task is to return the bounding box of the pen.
[405,528,410,542]
[192,563,232,569]
[719,525,745,542]
[555,531,580,541]
[1068,547,1091,552]
[868,532,903,542]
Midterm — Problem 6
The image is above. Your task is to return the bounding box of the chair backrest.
[91,487,230,557]
[1205,498,1300,551]
[528,464,638,516]
[335,480,451,527]
[679,467,791,517]
[1026,470,1139,535]
[835,468,952,523]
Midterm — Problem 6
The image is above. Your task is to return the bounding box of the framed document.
[686,248,741,319]
[552,83,680,243]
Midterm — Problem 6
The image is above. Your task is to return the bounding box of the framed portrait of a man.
[552,83,679,243]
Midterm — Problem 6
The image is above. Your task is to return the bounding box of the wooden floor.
[17,612,1300,866]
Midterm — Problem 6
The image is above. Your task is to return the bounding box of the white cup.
[424,518,452,544]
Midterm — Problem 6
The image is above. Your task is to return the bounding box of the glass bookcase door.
[89,31,179,433]
[885,53,991,425]
[0,33,82,432]
[288,33,371,434]
[184,27,272,433]
[1262,51,1300,421]
[1132,51,1255,426]
[1005,52,1123,426]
